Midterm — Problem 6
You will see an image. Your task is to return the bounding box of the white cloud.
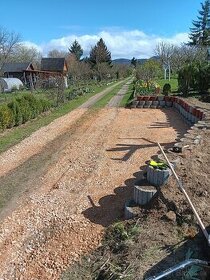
[20,41,43,52]
[24,30,190,59]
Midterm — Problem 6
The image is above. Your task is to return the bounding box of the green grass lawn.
[156,78,178,93]
[0,81,123,153]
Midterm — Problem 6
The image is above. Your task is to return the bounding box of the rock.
[165,211,176,222]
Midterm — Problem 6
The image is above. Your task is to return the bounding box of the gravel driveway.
[0,107,189,279]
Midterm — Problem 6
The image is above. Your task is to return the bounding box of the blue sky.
[0,0,202,58]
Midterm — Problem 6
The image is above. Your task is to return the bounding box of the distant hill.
[112,58,131,65]
[112,56,159,65]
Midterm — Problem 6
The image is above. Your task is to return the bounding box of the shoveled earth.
[0,107,188,279]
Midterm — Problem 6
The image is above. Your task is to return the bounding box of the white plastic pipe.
[157,142,210,245]
[146,259,210,280]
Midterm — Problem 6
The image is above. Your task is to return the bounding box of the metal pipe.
[146,259,210,280]
[157,143,210,245]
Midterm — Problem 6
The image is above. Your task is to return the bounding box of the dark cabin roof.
[2,62,34,72]
[41,58,67,72]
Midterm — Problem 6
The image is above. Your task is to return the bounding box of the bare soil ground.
[0,106,189,279]
[62,123,210,280]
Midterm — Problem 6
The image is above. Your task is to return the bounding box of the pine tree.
[89,38,112,66]
[69,40,83,61]
[131,57,137,67]
[188,0,210,46]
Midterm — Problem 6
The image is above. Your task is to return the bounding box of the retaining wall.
[132,96,207,126]
[125,96,210,219]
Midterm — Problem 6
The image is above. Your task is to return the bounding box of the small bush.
[39,98,52,112]
[23,94,41,118]
[0,94,52,131]
[16,97,32,123]
[0,104,14,130]
[8,100,23,126]
[163,83,171,95]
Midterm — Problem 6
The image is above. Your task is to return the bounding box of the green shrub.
[0,94,52,131]
[195,62,210,93]
[39,98,51,112]
[8,100,23,126]
[163,83,171,95]
[16,97,32,124]
[23,94,41,118]
[0,104,14,130]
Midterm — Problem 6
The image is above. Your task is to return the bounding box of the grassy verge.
[156,78,178,93]
[92,80,128,108]
[0,81,121,153]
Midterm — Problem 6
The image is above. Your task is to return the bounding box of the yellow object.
[149,160,168,169]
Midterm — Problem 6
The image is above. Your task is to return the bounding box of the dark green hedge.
[0,94,51,130]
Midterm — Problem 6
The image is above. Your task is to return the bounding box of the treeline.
[0,94,51,130]
[132,0,210,96]
[0,27,131,82]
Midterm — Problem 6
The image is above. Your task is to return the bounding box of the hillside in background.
[112,56,159,65]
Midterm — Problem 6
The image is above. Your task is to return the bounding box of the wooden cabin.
[2,62,36,88]
[41,58,68,87]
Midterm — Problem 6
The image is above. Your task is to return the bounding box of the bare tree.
[66,54,92,81]
[0,27,20,71]
[48,49,68,58]
[136,59,161,89]
[155,42,175,80]
[11,44,42,68]
[171,44,207,72]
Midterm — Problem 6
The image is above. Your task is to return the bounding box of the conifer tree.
[89,38,112,66]
[69,40,83,61]
[188,0,210,46]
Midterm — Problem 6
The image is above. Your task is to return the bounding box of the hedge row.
[0,94,52,130]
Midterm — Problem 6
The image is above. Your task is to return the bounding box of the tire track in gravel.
[0,108,189,279]
[0,80,125,178]
[106,79,132,107]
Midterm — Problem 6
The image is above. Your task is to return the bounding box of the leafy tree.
[69,40,83,61]
[194,61,210,93]
[178,62,199,95]
[178,60,209,95]
[188,0,210,46]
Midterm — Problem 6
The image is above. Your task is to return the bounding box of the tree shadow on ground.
[82,163,149,227]
[106,139,175,162]
[149,108,190,141]
[107,108,189,162]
